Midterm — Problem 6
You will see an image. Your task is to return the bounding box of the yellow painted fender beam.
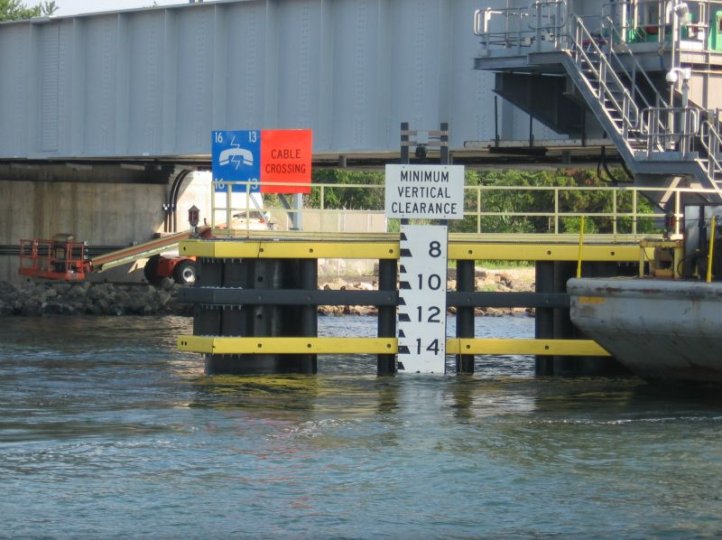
[178,336,610,357]
[178,336,397,355]
[180,240,400,260]
[448,243,639,262]
[445,338,610,356]
[180,239,640,262]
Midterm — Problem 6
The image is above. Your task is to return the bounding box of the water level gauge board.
[397,224,447,374]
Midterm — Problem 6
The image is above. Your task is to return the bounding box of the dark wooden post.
[455,259,475,373]
[377,258,398,375]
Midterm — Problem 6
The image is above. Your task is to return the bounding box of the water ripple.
[0,315,721,538]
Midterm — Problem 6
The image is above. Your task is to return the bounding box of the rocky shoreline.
[317,267,535,317]
[0,279,191,317]
[0,267,535,317]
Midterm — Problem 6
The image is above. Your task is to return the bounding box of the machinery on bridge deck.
[640,203,722,279]
[18,227,210,285]
[17,201,276,285]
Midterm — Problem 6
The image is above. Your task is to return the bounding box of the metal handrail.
[473,1,568,51]
[206,181,720,238]
[640,107,700,155]
[473,6,529,49]
[475,1,720,55]
[527,0,567,31]
[464,184,660,236]
[602,0,715,48]
[473,1,722,197]
[601,15,670,112]
[699,118,722,183]
[569,15,641,135]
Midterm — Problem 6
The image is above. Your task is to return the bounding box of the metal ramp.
[88,228,208,273]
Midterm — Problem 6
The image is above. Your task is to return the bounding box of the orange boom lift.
[19,207,210,285]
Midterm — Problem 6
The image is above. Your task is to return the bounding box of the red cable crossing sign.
[260,129,313,194]
[211,129,312,194]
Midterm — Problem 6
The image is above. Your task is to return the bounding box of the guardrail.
[208,180,716,239]
[699,117,722,185]
[603,0,715,48]
[473,0,568,53]
[640,106,701,156]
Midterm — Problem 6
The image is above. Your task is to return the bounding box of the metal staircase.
[563,14,722,200]
[699,117,722,192]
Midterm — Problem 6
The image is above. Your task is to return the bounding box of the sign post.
[385,164,465,374]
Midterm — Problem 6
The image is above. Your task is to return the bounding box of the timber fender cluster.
[177,236,639,376]
[179,239,402,375]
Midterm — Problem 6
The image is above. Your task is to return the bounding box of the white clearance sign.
[385,164,465,220]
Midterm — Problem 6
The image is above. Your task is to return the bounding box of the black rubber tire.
[173,259,197,285]
[143,255,163,286]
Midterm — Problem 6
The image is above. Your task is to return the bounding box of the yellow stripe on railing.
[178,336,610,357]
[180,240,400,260]
[178,336,397,355]
[445,338,610,357]
[180,239,640,262]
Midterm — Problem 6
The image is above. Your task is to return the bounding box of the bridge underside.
[0,143,622,184]
[0,159,179,184]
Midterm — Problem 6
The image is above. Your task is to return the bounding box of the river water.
[1,315,721,539]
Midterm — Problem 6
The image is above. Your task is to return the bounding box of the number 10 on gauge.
[397,224,448,374]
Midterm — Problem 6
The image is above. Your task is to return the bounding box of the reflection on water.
[0,315,721,538]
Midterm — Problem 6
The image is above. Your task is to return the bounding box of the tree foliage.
[460,168,659,234]
[0,0,57,21]
[308,169,385,210]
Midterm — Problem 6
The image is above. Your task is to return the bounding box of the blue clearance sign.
[211,130,261,193]
[211,129,312,194]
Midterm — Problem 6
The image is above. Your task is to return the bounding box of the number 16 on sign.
[397,224,447,374]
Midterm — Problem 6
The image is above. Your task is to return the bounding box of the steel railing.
[568,15,642,139]
[473,0,568,53]
[462,183,659,237]
[699,116,722,185]
[601,15,670,109]
[640,106,701,155]
[602,0,718,48]
[206,180,721,239]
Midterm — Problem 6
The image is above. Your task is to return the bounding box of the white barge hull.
[568,278,722,383]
